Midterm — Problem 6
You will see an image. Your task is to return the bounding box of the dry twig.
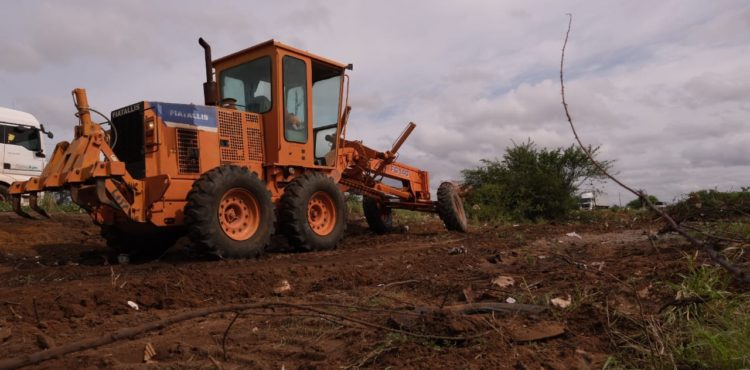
[559,14,749,285]
[0,301,490,370]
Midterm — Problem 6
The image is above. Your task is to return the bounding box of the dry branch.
[559,14,750,285]
[0,301,490,370]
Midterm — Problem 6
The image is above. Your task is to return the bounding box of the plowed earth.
[0,212,694,369]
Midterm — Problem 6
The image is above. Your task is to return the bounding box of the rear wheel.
[437,182,468,232]
[185,165,274,258]
[363,196,393,234]
[280,172,346,251]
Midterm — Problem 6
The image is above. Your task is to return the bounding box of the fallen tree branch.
[559,14,750,285]
[0,301,489,370]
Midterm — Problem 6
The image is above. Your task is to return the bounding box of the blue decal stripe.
[150,102,217,128]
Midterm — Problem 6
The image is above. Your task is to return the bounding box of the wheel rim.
[308,191,337,236]
[218,188,260,241]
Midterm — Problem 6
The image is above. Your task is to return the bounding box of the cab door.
[3,124,45,177]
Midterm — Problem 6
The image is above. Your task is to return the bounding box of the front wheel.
[185,165,274,258]
[279,172,346,251]
[437,182,468,232]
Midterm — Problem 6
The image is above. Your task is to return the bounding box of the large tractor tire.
[279,172,346,251]
[363,196,393,234]
[100,224,182,260]
[437,182,468,232]
[185,165,274,258]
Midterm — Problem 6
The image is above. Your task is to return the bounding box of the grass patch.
[0,192,82,213]
[608,254,750,369]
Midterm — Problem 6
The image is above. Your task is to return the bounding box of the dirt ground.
[0,212,697,369]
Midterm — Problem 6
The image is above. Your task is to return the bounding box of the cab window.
[2,124,41,152]
[220,56,272,113]
[312,62,342,164]
[283,56,308,143]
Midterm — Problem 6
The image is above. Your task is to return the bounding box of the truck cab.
[0,107,50,201]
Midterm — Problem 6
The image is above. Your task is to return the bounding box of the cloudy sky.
[2,1,749,205]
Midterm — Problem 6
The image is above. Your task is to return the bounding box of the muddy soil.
[0,212,695,369]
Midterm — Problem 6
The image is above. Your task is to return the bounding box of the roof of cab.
[0,107,41,128]
[213,39,347,69]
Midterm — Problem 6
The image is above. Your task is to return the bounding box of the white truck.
[0,107,52,202]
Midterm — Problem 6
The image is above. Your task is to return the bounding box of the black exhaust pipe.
[199,37,218,106]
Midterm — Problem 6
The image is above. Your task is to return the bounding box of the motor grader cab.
[9,38,467,259]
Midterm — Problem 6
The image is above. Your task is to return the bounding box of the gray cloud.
[1,0,749,205]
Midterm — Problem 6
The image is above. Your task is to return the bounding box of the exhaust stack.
[199,37,218,106]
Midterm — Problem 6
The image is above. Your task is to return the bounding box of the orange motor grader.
[9,38,467,258]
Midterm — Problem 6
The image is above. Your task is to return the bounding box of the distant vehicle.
[579,190,595,210]
[0,107,52,202]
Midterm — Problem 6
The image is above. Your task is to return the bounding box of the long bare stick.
[0,302,488,370]
[559,14,749,285]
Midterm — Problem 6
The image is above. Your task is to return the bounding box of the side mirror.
[40,124,54,139]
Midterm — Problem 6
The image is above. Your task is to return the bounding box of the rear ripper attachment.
[9,38,468,260]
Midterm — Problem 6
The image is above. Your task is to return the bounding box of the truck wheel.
[437,182,468,232]
[100,225,182,260]
[363,196,393,234]
[185,165,274,258]
[0,184,9,203]
[280,172,346,251]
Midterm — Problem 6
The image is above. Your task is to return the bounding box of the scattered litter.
[448,246,466,255]
[143,342,157,363]
[550,295,572,309]
[538,255,548,259]
[252,327,259,333]
[492,276,515,288]
[401,225,410,233]
[512,224,520,228]
[565,232,582,240]
[273,280,292,295]
[590,261,605,271]
[127,301,140,310]
[505,297,517,304]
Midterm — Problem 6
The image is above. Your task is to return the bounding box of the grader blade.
[11,195,34,219]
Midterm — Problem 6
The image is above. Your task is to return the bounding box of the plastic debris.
[127,300,140,310]
[550,295,572,308]
[273,280,292,295]
[143,342,157,363]
[448,246,466,255]
[565,232,582,240]
[492,276,515,288]
[505,297,517,304]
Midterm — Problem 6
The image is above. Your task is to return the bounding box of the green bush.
[462,140,610,222]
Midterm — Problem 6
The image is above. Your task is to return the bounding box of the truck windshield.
[1,124,41,152]
[219,56,272,114]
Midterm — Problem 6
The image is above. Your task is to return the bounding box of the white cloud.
[1,0,749,205]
